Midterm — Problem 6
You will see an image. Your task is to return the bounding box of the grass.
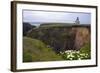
[23,37,63,62]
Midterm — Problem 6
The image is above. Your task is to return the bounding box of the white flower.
[76,51,80,53]
[78,58,81,60]
[60,51,64,54]
[80,53,85,56]
[69,57,73,60]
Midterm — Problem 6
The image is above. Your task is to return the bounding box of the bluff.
[23,22,36,36]
[26,23,90,53]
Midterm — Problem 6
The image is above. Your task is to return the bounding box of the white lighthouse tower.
[75,17,80,25]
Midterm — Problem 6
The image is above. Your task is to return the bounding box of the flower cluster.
[60,50,90,60]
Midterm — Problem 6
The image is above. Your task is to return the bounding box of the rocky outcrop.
[64,27,90,51]
[73,27,90,50]
[23,22,36,36]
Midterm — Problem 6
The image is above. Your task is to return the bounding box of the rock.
[73,27,90,50]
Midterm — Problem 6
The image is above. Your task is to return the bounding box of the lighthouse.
[75,17,80,25]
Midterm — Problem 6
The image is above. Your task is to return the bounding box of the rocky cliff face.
[64,27,90,51]
[26,25,90,53]
[73,27,90,50]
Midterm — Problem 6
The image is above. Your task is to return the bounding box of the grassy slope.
[23,37,63,62]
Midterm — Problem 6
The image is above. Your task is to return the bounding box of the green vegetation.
[23,37,63,62]
[40,23,72,28]
[23,23,91,62]
[39,23,90,28]
[80,43,91,59]
[23,36,90,62]
[60,43,91,60]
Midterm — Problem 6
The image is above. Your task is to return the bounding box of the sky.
[23,10,91,26]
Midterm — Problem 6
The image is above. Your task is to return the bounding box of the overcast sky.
[23,10,91,25]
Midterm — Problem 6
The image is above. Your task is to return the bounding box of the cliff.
[26,23,90,53]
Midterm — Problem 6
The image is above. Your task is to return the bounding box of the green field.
[23,37,63,62]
